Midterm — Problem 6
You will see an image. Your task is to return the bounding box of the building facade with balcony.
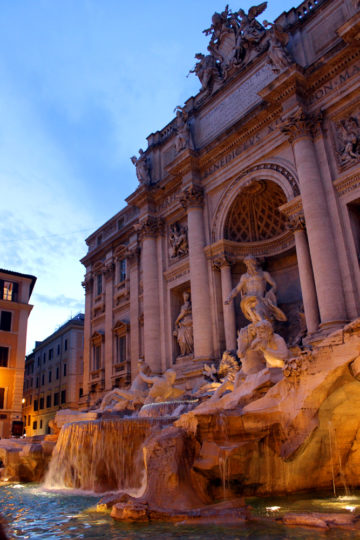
[81,0,360,406]
[23,314,84,437]
[0,269,36,438]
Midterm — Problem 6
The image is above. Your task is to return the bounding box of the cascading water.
[44,417,169,493]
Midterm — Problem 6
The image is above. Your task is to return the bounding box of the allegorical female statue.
[173,291,194,356]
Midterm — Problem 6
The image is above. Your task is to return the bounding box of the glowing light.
[13,485,23,489]
[345,505,356,512]
[22,398,25,404]
[266,506,281,512]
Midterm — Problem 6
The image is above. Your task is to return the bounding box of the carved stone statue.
[208,351,241,400]
[174,107,195,153]
[169,222,188,259]
[173,292,194,356]
[139,369,184,404]
[237,3,267,47]
[225,254,287,324]
[264,20,292,73]
[98,360,151,411]
[188,53,222,93]
[130,149,152,185]
[337,116,360,164]
[249,319,289,368]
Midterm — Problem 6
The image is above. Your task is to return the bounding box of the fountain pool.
[1,483,360,539]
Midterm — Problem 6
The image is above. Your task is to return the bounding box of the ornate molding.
[103,260,115,281]
[180,185,204,209]
[334,172,360,197]
[126,245,141,266]
[138,216,164,240]
[281,109,323,143]
[212,254,233,270]
[82,275,93,294]
[90,331,105,346]
[113,320,129,336]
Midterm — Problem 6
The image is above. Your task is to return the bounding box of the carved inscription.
[309,64,360,105]
[197,64,276,147]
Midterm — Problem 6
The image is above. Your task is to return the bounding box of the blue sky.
[0,0,297,352]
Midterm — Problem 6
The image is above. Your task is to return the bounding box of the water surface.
[1,483,360,539]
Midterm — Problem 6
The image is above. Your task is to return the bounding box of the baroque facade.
[0,269,36,438]
[81,0,360,405]
[23,314,84,437]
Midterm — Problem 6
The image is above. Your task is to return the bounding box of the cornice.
[204,232,295,260]
[334,171,360,197]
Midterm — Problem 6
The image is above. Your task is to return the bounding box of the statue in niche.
[225,255,289,371]
[225,254,287,324]
[173,291,194,356]
[130,149,152,185]
[188,53,222,93]
[98,360,152,411]
[263,20,292,73]
[174,106,195,153]
[169,222,188,259]
[138,369,184,403]
[337,116,360,164]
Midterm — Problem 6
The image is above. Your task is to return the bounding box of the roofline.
[0,268,37,297]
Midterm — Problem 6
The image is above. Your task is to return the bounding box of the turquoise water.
[1,483,360,539]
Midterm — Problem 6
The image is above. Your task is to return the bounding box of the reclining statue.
[139,369,185,404]
[98,360,152,411]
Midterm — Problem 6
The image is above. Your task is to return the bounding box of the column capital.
[281,109,323,143]
[82,275,93,294]
[126,245,141,266]
[212,253,233,270]
[103,260,115,281]
[138,216,164,240]
[287,213,306,232]
[180,185,204,209]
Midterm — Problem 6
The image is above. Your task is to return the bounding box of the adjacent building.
[0,269,36,438]
[80,0,360,405]
[23,314,84,437]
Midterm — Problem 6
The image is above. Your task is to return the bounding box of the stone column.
[282,111,346,327]
[127,246,140,381]
[214,255,237,351]
[103,259,115,391]
[140,217,163,373]
[288,215,319,334]
[181,186,213,359]
[81,273,93,397]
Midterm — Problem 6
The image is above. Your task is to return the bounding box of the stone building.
[0,268,36,438]
[23,314,84,436]
[81,0,360,405]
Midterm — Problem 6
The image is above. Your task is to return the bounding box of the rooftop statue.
[174,106,195,152]
[139,369,185,404]
[237,3,267,46]
[189,53,223,93]
[225,254,287,324]
[130,149,152,185]
[263,20,292,73]
[98,360,152,411]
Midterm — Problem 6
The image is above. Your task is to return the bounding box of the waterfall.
[44,418,168,493]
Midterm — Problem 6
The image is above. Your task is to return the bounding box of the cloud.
[33,293,84,311]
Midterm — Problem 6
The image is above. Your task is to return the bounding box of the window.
[0,311,12,331]
[57,344,60,355]
[97,234,102,246]
[0,388,4,409]
[46,395,51,408]
[41,374,45,385]
[36,377,39,389]
[93,345,101,371]
[33,421,37,430]
[118,217,125,230]
[29,395,32,405]
[0,347,9,367]
[28,415,31,426]
[48,371,52,383]
[61,390,66,404]
[79,388,83,398]
[34,399,38,411]
[54,393,59,406]
[0,280,18,302]
[96,274,102,295]
[49,349,53,360]
[39,397,44,409]
[64,339,68,352]
[43,353,46,364]
[37,357,40,368]
[119,259,126,282]
[115,336,126,365]
[63,364,67,377]
[40,419,43,429]
[56,367,59,380]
